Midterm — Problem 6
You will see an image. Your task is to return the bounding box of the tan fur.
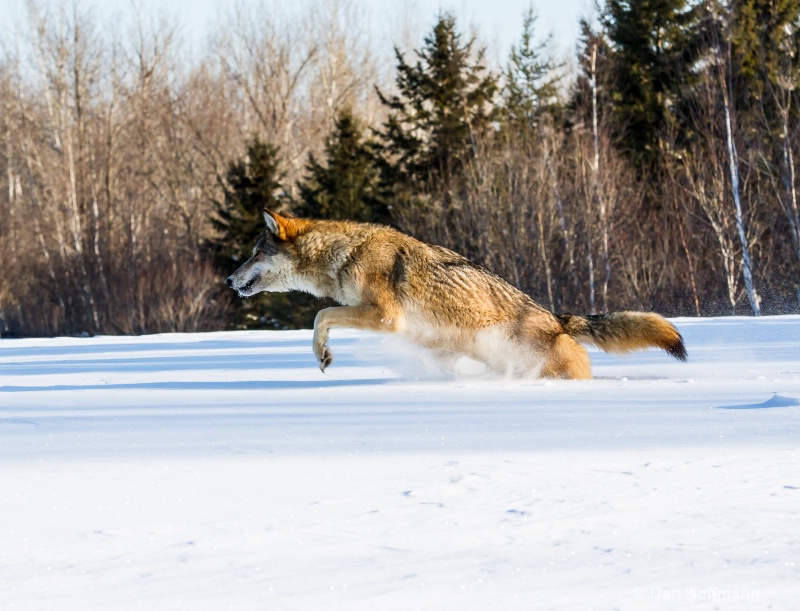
[226,211,687,379]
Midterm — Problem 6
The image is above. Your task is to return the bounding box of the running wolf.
[226,210,686,379]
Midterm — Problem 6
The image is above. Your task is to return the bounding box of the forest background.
[2,0,799,336]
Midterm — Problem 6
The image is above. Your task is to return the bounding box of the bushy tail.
[557,312,687,361]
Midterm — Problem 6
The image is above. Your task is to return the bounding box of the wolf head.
[226,209,304,297]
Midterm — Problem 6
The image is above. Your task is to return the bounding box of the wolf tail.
[557,312,687,361]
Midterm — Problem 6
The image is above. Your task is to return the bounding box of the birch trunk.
[713,20,760,315]
[589,43,610,313]
[779,107,800,307]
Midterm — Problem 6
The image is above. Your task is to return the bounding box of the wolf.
[226,210,686,379]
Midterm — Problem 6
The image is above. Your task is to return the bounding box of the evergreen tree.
[376,12,498,200]
[210,137,284,276]
[724,0,800,154]
[731,0,800,103]
[602,0,696,169]
[503,6,564,129]
[208,138,318,329]
[296,107,389,223]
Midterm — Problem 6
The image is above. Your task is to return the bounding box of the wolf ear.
[263,209,281,236]
[263,209,299,241]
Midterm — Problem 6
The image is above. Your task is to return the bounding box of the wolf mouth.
[238,278,256,296]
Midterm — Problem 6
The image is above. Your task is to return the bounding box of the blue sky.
[0,0,589,62]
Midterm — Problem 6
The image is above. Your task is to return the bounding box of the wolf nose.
[225,276,233,288]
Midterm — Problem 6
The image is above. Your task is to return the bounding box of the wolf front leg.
[312,304,399,371]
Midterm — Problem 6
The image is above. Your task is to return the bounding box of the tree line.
[1,0,799,337]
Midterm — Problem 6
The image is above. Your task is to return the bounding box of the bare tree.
[683,132,744,313]
[215,1,319,183]
[573,39,616,314]
[25,0,109,331]
[308,0,380,127]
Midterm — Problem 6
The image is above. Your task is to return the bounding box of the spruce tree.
[726,0,800,146]
[376,12,497,200]
[208,138,318,329]
[731,0,800,102]
[296,107,388,223]
[503,7,563,129]
[602,0,696,169]
[210,137,284,276]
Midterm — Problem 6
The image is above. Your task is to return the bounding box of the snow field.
[1,316,799,609]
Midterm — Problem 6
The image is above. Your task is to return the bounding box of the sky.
[0,0,589,63]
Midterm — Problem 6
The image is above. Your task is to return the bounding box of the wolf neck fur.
[289,224,363,302]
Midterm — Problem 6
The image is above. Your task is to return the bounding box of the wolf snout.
[226,276,234,288]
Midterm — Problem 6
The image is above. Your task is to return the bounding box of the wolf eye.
[252,235,276,257]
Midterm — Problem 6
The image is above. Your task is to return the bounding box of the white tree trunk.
[710,19,760,316]
[589,43,611,312]
[780,108,800,307]
[721,89,760,315]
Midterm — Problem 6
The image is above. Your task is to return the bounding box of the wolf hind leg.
[539,333,592,380]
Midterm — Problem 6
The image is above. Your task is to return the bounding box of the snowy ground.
[1,316,799,610]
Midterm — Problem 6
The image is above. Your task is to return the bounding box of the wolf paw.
[318,345,333,372]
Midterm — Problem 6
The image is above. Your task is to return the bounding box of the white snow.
[1,316,799,609]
